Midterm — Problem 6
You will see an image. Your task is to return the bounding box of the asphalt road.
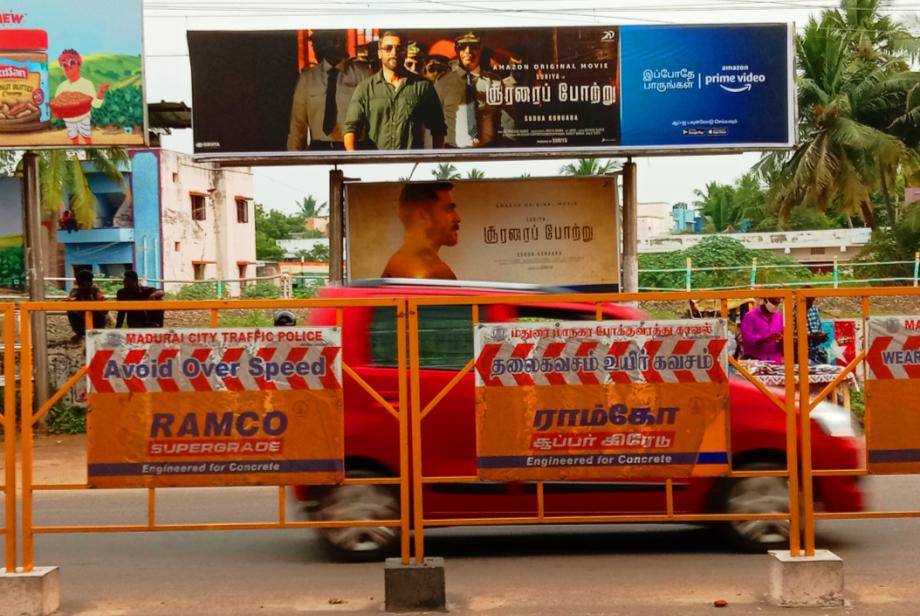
[3,475,920,615]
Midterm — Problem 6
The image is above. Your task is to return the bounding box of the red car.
[295,282,864,560]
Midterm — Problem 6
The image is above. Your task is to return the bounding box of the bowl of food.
[50,91,93,119]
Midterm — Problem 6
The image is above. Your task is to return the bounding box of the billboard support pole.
[329,168,344,286]
[22,151,50,410]
[621,158,638,294]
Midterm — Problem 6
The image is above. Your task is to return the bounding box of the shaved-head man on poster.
[382,182,461,279]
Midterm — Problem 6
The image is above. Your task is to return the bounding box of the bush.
[243,281,282,299]
[639,236,812,290]
[220,311,275,327]
[46,403,87,434]
[171,282,227,300]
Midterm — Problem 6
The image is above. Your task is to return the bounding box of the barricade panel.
[796,287,920,556]
[408,290,801,563]
[16,298,410,572]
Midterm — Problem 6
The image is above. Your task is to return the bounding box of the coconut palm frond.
[68,158,97,230]
[38,150,66,220]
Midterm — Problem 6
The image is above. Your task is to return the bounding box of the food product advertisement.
[0,0,145,148]
[473,319,731,480]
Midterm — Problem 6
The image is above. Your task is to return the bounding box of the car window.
[369,305,473,370]
[514,306,599,322]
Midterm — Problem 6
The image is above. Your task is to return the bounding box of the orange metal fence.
[406,289,802,564]
[11,298,411,572]
[796,286,920,556]
[1,288,917,570]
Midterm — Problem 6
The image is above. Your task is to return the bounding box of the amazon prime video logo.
[703,65,766,93]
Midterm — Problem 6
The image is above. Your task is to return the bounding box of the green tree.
[758,3,919,228]
[295,195,327,219]
[38,149,130,229]
[466,168,486,179]
[694,181,741,233]
[431,163,461,180]
[559,158,618,176]
[254,203,289,261]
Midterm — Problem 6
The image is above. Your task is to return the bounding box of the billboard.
[346,176,618,288]
[865,316,920,474]
[0,0,146,148]
[188,24,793,161]
[86,327,344,488]
[474,318,730,480]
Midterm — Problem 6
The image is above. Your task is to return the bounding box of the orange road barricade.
[14,298,411,572]
[1,304,16,573]
[406,290,803,564]
[796,286,920,556]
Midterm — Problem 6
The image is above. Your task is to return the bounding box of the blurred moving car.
[294,281,865,561]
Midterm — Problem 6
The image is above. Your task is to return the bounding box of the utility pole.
[328,168,344,285]
[22,151,50,409]
[621,158,638,294]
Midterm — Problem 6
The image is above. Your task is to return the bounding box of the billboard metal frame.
[191,22,798,167]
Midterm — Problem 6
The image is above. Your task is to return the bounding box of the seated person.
[67,269,107,341]
[115,270,165,328]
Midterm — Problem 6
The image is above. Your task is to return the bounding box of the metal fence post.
[685,257,692,291]
[833,256,839,289]
[914,251,919,287]
[750,257,758,288]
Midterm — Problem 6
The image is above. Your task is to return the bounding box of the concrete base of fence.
[768,549,843,607]
[0,566,60,616]
[384,557,446,612]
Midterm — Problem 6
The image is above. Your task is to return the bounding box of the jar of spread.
[0,29,50,133]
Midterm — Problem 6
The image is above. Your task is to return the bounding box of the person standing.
[287,31,372,151]
[434,32,505,148]
[115,271,165,328]
[343,32,446,150]
[740,297,784,364]
[67,269,107,342]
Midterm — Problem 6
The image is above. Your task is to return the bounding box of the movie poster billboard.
[188,24,793,160]
[865,316,920,474]
[346,176,618,288]
[86,327,344,488]
[0,0,146,148]
[474,318,731,480]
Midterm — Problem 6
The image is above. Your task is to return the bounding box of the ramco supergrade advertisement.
[474,319,731,480]
[86,327,344,488]
[188,24,792,159]
[0,0,146,148]
[864,316,920,474]
[346,177,619,288]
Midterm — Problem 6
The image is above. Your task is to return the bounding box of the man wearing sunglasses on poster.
[435,32,505,148]
[343,32,446,150]
[55,50,109,145]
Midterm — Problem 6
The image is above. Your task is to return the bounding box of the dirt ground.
[1,433,87,488]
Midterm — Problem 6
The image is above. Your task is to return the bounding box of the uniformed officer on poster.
[287,30,372,151]
[435,31,510,148]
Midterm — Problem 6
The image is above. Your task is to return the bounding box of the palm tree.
[559,158,619,176]
[757,9,917,228]
[295,195,327,219]
[694,181,740,233]
[431,163,461,180]
[466,168,485,179]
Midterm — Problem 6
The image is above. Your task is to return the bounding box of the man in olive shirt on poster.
[343,31,447,150]
[115,271,165,328]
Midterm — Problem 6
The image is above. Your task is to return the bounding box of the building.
[58,149,256,296]
[671,202,702,233]
[277,237,328,260]
[636,202,673,241]
[638,227,872,265]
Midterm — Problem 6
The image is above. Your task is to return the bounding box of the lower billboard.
[346,176,619,288]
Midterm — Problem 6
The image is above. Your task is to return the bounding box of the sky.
[139,0,918,214]
[13,0,143,57]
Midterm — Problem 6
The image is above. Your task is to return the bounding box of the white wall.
[158,150,256,296]
[636,202,673,241]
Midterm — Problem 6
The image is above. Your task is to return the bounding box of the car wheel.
[313,470,400,562]
[719,462,792,552]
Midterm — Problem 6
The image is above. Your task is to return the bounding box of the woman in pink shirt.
[740,297,784,363]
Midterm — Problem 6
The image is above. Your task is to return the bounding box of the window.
[810,247,826,255]
[236,198,249,223]
[174,242,180,252]
[190,193,206,221]
[193,262,206,280]
[238,264,248,290]
[369,305,472,369]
